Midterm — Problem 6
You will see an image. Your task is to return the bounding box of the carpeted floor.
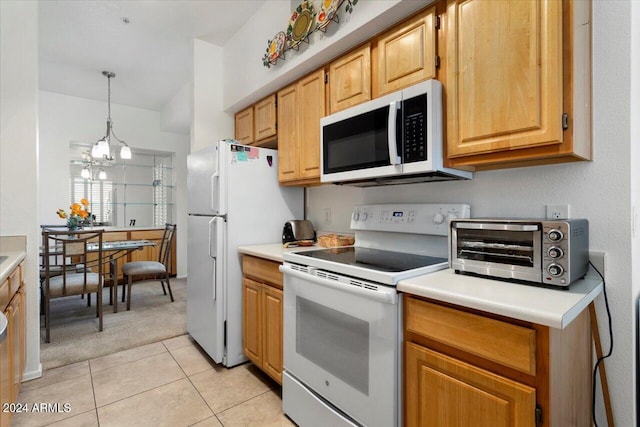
[40,278,187,370]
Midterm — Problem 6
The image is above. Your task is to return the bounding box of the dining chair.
[121,224,176,310]
[41,229,105,343]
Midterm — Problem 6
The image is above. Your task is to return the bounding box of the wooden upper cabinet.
[254,94,277,144]
[297,70,325,180]
[234,106,254,145]
[444,0,591,169]
[329,43,371,114]
[375,6,437,97]
[277,83,298,183]
[277,69,325,186]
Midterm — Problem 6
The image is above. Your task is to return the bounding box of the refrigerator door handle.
[209,216,224,302]
[210,172,219,213]
[208,218,217,259]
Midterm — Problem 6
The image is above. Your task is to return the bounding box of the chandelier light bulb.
[120,144,132,159]
[98,169,107,180]
[81,167,91,179]
[97,138,110,158]
[91,143,101,158]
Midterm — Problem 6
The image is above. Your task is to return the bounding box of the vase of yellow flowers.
[57,198,90,231]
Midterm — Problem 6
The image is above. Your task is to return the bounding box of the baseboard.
[22,363,43,382]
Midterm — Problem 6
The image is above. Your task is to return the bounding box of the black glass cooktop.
[296,247,447,273]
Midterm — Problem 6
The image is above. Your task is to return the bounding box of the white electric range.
[281,203,471,427]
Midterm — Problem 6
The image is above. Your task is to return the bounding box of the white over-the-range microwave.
[320,79,472,186]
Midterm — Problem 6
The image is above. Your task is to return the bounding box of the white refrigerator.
[187,140,303,367]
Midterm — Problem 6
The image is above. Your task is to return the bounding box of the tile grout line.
[88,360,101,427]
[165,341,225,426]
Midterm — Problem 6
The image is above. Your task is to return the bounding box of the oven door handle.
[452,222,540,232]
[280,264,398,305]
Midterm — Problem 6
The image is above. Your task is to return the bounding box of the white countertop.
[397,267,603,329]
[0,236,27,284]
[238,242,603,329]
[237,243,323,263]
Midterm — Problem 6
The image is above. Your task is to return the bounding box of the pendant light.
[92,71,132,160]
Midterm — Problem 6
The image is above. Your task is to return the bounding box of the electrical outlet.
[323,208,332,225]
[546,204,570,219]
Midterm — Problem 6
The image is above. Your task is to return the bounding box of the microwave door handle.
[388,101,401,165]
[453,223,541,232]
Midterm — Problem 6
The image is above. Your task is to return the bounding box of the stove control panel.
[350,203,471,236]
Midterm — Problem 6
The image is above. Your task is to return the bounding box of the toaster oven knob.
[547,246,564,259]
[547,263,564,277]
[432,213,445,224]
[547,229,564,242]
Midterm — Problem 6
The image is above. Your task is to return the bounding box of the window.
[69,178,113,224]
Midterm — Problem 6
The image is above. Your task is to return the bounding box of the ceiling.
[38,0,263,115]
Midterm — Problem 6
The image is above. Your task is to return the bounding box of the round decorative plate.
[287,1,316,49]
[267,31,286,63]
[316,0,339,31]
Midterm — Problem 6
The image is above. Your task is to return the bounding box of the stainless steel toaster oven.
[449,219,589,287]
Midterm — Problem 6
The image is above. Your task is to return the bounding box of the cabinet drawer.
[242,256,282,289]
[7,264,21,296]
[130,230,164,240]
[104,232,128,241]
[405,297,536,375]
[0,280,8,311]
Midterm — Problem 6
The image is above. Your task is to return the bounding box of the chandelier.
[91,71,132,160]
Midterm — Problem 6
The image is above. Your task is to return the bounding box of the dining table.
[40,238,155,313]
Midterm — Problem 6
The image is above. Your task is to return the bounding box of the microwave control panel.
[402,95,428,163]
[350,203,471,236]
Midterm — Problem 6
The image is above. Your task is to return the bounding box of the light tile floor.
[12,335,296,427]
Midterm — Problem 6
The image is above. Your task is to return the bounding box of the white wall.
[192,39,234,152]
[307,2,637,424]
[0,0,42,380]
[631,1,640,420]
[222,0,428,111]
[38,91,190,278]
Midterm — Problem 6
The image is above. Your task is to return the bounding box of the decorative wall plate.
[316,0,339,31]
[287,1,316,49]
[267,31,287,64]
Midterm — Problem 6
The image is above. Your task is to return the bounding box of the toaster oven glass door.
[453,223,541,270]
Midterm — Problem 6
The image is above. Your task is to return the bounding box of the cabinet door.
[0,307,11,427]
[297,69,325,181]
[329,43,371,113]
[262,285,283,384]
[277,83,299,183]
[445,0,563,159]
[254,94,277,143]
[242,278,262,366]
[376,6,437,96]
[234,106,254,145]
[405,342,536,427]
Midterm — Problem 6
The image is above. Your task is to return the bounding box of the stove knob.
[352,212,360,222]
[547,229,564,242]
[547,263,564,277]
[547,246,564,259]
[432,213,445,224]
[446,213,458,221]
[360,212,368,221]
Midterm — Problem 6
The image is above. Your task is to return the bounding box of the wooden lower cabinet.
[406,343,536,427]
[0,261,26,427]
[404,295,591,427]
[241,256,283,384]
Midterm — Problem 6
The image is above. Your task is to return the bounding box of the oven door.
[320,92,403,183]
[281,264,400,427]
[450,221,542,282]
